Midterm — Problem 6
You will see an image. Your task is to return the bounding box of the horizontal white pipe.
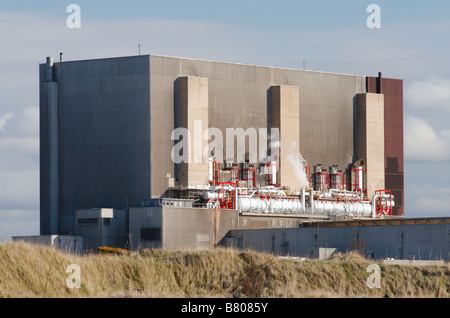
[313,200,372,217]
[237,197,304,214]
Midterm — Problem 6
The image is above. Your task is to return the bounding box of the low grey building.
[12,235,84,255]
[127,198,326,250]
[219,218,450,261]
[128,206,236,250]
[75,208,127,251]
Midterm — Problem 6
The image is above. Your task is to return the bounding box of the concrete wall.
[175,76,209,187]
[270,85,301,191]
[12,235,84,255]
[149,55,367,197]
[75,208,127,251]
[163,208,216,250]
[237,213,308,230]
[129,207,238,250]
[128,207,163,249]
[357,93,385,198]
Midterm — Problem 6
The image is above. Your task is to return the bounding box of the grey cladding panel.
[55,56,151,233]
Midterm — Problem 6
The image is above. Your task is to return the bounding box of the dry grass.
[0,241,448,298]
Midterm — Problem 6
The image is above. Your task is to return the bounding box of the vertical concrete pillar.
[270,85,301,192]
[176,76,209,187]
[40,57,59,234]
[356,93,385,199]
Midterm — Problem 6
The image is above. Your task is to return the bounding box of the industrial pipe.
[371,194,395,218]
[301,188,306,211]
[237,196,304,214]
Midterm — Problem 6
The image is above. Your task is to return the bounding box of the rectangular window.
[141,228,161,241]
[77,218,98,225]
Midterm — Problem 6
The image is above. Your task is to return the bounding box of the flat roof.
[300,217,450,228]
[41,53,390,79]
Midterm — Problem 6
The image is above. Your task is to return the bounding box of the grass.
[0,241,448,298]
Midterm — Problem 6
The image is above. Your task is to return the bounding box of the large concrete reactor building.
[39,54,404,237]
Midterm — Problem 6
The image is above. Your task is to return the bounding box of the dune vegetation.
[0,241,448,298]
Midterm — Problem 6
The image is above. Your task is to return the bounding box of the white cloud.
[12,106,39,137]
[405,77,450,112]
[0,170,39,210]
[404,116,450,162]
[405,184,450,218]
[0,106,39,171]
[0,106,39,243]
[0,136,39,157]
[0,209,39,240]
[0,112,14,131]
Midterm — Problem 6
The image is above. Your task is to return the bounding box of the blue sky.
[3,0,450,26]
[1,1,450,240]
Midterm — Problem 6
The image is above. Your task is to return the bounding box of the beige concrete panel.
[150,55,163,74]
[151,74,177,92]
[214,209,239,243]
[160,208,240,249]
[301,87,324,108]
[177,76,209,187]
[255,66,273,83]
[272,68,296,86]
[212,63,232,81]
[357,93,385,198]
[270,85,301,191]
[288,69,359,167]
[162,208,213,249]
[160,56,181,75]
[179,59,215,78]
[128,207,163,248]
[151,176,169,198]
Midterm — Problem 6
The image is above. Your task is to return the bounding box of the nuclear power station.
[32,54,448,260]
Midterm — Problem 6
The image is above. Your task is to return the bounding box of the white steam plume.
[285,141,309,190]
